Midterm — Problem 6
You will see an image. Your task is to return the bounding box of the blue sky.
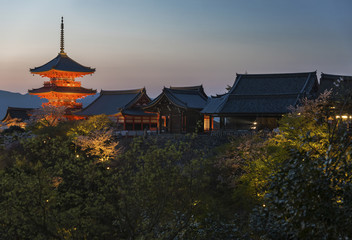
[0,0,351,97]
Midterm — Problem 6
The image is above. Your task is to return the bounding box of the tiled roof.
[146,85,208,110]
[318,73,352,95]
[201,94,227,114]
[29,86,96,94]
[30,53,95,74]
[202,71,318,115]
[76,88,149,116]
[122,108,156,116]
[220,94,299,114]
[2,107,34,122]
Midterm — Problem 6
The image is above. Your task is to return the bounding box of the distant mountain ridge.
[0,90,99,120]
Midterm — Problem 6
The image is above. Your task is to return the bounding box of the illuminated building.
[77,88,158,134]
[143,86,208,133]
[29,17,96,113]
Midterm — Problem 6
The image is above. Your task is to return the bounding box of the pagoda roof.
[144,85,208,110]
[29,86,96,95]
[30,52,95,76]
[202,71,319,115]
[76,88,150,116]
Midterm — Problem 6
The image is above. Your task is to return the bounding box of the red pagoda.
[29,17,96,111]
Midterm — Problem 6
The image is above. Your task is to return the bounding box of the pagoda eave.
[31,69,95,78]
[29,90,96,96]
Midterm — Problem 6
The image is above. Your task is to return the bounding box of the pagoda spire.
[60,17,65,53]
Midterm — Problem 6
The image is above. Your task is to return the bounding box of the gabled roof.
[202,71,318,115]
[145,85,208,110]
[318,73,352,95]
[76,88,150,116]
[2,107,34,122]
[30,52,95,75]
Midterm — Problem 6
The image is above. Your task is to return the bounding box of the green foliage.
[250,93,352,239]
[216,131,275,214]
[1,125,25,135]
[272,92,332,158]
[67,115,113,137]
[113,137,211,239]
[0,135,115,239]
[1,126,234,239]
[68,115,119,162]
[252,134,352,239]
[213,92,352,239]
[5,91,349,239]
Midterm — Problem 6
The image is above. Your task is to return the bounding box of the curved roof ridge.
[169,85,203,90]
[6,106,36,111]
[60,53,95,71]
[236,71,316,78]
[164,88,188,108]
[101,88,145,95]
[28,86,96,94]
[211,93,227,98]
[124,88,149,109]
[321,73,352,80]
[76,88,150,116]
[51,54,62,69]
[30,53,95,74]
[168,85,208,100]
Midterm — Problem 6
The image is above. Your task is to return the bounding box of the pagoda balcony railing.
[43,102,83,109]
[44,80,81,88]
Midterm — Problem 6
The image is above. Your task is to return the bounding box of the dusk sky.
[0,0,351,97]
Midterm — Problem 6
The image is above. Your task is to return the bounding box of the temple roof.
[30,18,95,77]
[202,71,318,115]
[30,52,95,76]
[121,108,156,116]
[76,88,150,116]
[318,73,352,96]
[145,85,208,110]
[29,86,96,95]
[2,107,34,122]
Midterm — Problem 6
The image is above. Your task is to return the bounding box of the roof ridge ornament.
[60,17,65,54]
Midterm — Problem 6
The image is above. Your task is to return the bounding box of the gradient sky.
[0,0,351,97]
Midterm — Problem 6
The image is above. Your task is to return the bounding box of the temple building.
[318,73,352,126]
[143,86,208,133]
[1,107,35,128]
[29,17,96,115]
[76,88,157,133]
[318,73,352,97]
[202,72,319,131]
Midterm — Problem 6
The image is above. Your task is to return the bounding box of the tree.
[250,91,352,239]
[0,134,116,239]
[111,137,209,239]
[68,115,119,162]
[75,129,119,161]
[0,129,225,239]
[29,105,67,128]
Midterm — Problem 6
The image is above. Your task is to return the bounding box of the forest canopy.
[1,91,352,239]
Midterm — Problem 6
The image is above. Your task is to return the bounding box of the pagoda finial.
[60,17,65,53]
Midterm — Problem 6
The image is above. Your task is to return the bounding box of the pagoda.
[29,17,96,111]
